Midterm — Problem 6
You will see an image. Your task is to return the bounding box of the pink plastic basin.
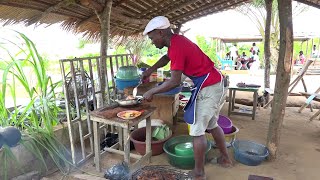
[218,115,233,134]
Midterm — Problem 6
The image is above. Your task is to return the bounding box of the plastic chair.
[217,55,233,70]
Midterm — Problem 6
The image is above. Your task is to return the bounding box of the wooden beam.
[295,0,320,9]
[173,0,248,23]
[26,0,74,25]
[79,0,103,12]
[77,7,148,28]
[138,0,173,18]
[113,0,129,7]
[133,0,243,34]
[111,9,148,24]
[141,0,200,18]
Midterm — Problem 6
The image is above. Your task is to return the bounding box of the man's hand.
[143,89,154,102]
[141,68,153,81]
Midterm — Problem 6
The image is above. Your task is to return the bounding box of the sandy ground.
[42,73,320,180]
[44,102,320,180]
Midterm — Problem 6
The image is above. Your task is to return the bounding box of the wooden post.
[96,0,113,107]
[267,0,293,160]
[264,0,272,105]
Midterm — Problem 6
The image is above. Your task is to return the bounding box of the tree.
[111,36,154,65]
[267,0,293,160]
[195,35,219,65]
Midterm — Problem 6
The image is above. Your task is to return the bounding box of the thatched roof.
[0,0,319,40]
[0,0,252,40]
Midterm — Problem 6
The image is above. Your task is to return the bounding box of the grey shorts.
[189,82,226,136]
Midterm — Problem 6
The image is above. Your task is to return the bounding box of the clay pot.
[130,126,172,156]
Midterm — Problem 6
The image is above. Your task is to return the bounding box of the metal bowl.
[114,96,143,106]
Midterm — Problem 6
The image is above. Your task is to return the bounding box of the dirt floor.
[43,100,320,180]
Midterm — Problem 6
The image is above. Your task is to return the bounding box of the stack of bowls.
[163,135,211,169]
[115,66,140,90]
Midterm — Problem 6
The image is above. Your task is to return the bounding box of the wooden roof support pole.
[267,0,293,160]
[264,0,272,105]
[96,0,113,107]
[173,24,181,34]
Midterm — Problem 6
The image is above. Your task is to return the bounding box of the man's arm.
[143,70,182,101]
[142,55,170,80]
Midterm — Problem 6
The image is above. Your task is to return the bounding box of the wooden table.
[90,104,156,171]
[228,86,259,120]
[124,82,180,125]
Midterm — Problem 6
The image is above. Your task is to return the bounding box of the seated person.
[297,51,305,64]
[239,52,249,69]
[241,52,248,59]
[312,45,319,58]
[248,50,259,69]
[225,52,231,60]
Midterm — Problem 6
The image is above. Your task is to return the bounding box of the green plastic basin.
[163,135,211,169]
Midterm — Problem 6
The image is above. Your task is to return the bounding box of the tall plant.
[0,31,70,179]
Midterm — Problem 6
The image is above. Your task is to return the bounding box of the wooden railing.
[59,54,133,165]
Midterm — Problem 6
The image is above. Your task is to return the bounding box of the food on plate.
[117,110,142,119]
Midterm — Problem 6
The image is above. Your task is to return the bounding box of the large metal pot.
[113,96,143,107]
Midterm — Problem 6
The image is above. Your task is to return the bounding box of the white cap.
[143,16,170,35]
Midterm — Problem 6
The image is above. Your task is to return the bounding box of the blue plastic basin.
[233,140,269,166]
[115,77,140,90]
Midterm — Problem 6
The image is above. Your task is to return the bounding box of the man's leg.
[207,126,232,167]
[193,135,207,177]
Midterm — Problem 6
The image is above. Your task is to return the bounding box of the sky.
[1,3,320,60]
[183,3,320,41]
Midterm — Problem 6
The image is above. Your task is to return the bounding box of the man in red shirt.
[142,16,232,179]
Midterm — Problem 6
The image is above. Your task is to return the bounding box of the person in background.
[241,52,248,60]
[298,51,305,64]
[141,16,232,180]
[249,50,260,75]
[225,52,231,60]
[250,42,260,55]
[229,44,239,69]
[312,45,319,58]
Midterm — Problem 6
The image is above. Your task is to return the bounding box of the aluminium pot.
[113,96,143,107]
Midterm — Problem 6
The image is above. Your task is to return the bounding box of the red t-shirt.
[168,34,222,88]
